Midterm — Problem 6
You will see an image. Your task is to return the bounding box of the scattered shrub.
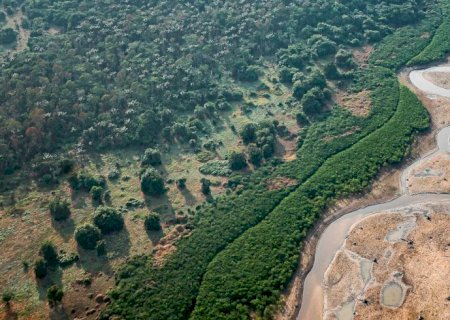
[141,148,162,166]
[39,241,59,267]
[47,285,64,306]
[141,168,165,196]
[49,197,71,221]
[90,186,103,202]
[199,160,232,176]
[144,213,161,231]
[74,224,101,250]
[228,152,247,171]
[93,207,124,234]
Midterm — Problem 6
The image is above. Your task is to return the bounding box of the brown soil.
[353,46,374,67]
[323,206,450,320]
[266,176,298,191]
[334,90,372,117]
[322,127,361,143]
[407,153,450,194]
[423,71,450,90]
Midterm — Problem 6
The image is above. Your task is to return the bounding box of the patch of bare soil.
[423,71,450,90]
[407,153,450,194]
[353,46,374,67]
[323,206,450,320]
[322,127,361,143]
[334,90,372,117]
[153,224,190,267]
[266,176,298,191]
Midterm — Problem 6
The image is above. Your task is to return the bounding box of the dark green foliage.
[33,258,47,279]
[39,241,59,267]
[248,144,263,166]
[93,207,124,234]
[140,168,165,196]
[141,148,162,167]
[69,172,106,192]
[49,197,71,221]
[0,11,6,23]
[409,2,450,65]
[240,123,257,144]
[74,224,101,250]
[176,178,186,190]
[0,27,16,45]
[47,285,64,306]
[301,87,330,116]
[228,152,247,171]
[2,291,13,304]
[200,178,211,195]
[145,213,161,231]
[90,186,103,202]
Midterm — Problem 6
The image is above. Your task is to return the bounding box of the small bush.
[34,258,47,279]
[47,285,64,306]
[2,291,13,304]
[199,160,232,176]
[144,213,161,231]
[74,224,101,250]
[39,241,59,267]
[141,148,162,166]
[176,178,187,190]
[93,207,124,234]
[141,168,165,196]
[90,186,103,202]
[49,197,71,221]
[201,178,211,195]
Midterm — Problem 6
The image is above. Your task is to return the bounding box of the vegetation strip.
[191,86,429,319]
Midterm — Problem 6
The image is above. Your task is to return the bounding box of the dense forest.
[1,0,449,319]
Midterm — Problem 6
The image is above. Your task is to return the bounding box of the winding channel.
[297,66,450,320]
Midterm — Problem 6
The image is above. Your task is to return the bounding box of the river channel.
[296,66,450,319]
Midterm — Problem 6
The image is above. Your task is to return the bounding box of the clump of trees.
[141,168,165,196]
[49,197,71,221]
[93,207,124,234]
[228,152,247,171]
[141,148,162,166]
[74,224,101,250]
[0,27,17,45]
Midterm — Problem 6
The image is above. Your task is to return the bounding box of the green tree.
[141,148,162,166]
[74,224,101,250]
[2,291,13,307]
[248,145,263,166]
[90,186,103,202]
[39,241,59,267]
[47,285,64,307]
[200,178,211,195]
[144,212,161,231]
[229,152,247,170]
[34,258,47,279]
[141,168,165,196]
[0,27,17,45]
[49,197,71,221]
[240,123,257,144]
[93,207,124,234]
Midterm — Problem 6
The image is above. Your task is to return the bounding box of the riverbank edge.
[277,62,449,320]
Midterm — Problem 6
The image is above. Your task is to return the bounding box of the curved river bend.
[297,66,450,320]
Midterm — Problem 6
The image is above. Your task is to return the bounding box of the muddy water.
[296,66,450,320]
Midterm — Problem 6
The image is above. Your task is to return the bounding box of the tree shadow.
[103,227,132,261]
[51,218,75,242]
[180,188,197,207]
[36,267,63,301]
[146,228,164,246]
[76,246,114,277]
[70,190,87,209]
[49,304,70,320]
[3,305,18,320]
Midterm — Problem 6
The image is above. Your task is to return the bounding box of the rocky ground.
[323,205,450,320]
